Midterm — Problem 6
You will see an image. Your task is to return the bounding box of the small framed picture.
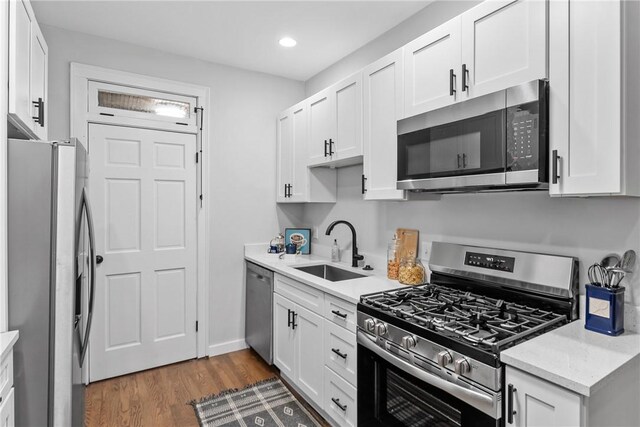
[285,228,311,255]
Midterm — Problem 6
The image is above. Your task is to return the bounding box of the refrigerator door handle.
[78,187,96,366]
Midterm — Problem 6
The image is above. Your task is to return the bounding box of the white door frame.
[70,63,210,364]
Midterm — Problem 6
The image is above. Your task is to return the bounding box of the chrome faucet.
[325,220,364,268]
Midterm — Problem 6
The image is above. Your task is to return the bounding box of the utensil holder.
[585,284,625,336]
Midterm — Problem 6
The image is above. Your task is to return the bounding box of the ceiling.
[32,1,431,81]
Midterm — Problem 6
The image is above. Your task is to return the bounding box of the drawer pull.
[331,348,347,359]
[331,397,347,412]
[331,310,347,319]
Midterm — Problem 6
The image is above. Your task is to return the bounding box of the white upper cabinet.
[8,0,48,140]
[308,72,363,167]
[277,102,337,203]
[549,0,639,197]
[308,89,333,165]
[460,0,547,100]
[404,17,462,117]
[277,102,310,203]
[363,49,406,201]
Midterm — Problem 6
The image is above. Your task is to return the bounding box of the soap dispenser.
[331,239,340,262]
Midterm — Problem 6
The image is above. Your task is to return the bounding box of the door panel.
[363,49,406,201]
[9,0,32,130]
[276,110,293,202]
[404,17,461,117]
[273,294,295,378]
[295,305,324,404]
[461,0,547,99]
[30,25,47,139]
[89,124,197,382]
[308,90,333,165]
[333,74,362,159]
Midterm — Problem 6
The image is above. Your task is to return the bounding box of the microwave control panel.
[465,252,515,273]
[506,101,540,171]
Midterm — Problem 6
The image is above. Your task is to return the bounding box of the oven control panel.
[465,252,515,272]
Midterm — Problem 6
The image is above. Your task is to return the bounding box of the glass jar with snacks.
[398,255,426,286]
[387,240,400,280]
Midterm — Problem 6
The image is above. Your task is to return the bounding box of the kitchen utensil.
[600,254,621,287]
[608,267,628,288]
[588,263,608,287]
[620,249,636,272]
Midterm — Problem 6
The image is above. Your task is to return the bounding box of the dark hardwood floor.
[85,349,330,427]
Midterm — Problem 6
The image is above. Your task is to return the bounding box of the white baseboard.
[208,339,248,357]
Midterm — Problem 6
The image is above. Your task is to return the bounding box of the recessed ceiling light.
[279,37,297,48]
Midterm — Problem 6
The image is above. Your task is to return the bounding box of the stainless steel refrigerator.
[8,138,95,427]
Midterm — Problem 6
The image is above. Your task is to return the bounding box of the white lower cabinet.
[0,388,15,427]
[273,292,324,407]
[506,362,640,427]
[505,366,580,427]
[272,273,359,425]
[324,367,357,427]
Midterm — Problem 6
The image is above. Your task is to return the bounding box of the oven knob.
[375,322,388,336]
[401,335,417,350]
[364,318,376,332]
[436,351,453,367]
[454,358,471,375]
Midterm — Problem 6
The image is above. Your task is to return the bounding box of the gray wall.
[305,0,481,96]
[42,25,306,354]
[300,1,640,313]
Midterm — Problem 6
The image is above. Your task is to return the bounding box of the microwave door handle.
[79,188,97,366]
[357,331,498,418]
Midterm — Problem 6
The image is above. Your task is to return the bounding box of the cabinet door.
[332,73,362,160]
[294,304,324,406]
[403,17,461,118]
[549,0,622,196]
[30,23,47,140]
[505,367,581,427]
[461,0,547,100]
[308,89,333,165]
[363,49,406,201]
[273,294,296,379]
[0,387,14,427]
[289,103,308,202]
[8,0,33,132]
[276,109,293,202]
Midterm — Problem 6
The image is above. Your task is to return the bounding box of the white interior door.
[88,123,198,382]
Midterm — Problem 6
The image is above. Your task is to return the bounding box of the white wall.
[41,25,306,355]
[300,0,640,318]
[305,0,481,96]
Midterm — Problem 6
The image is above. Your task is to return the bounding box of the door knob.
[96,255,104,264]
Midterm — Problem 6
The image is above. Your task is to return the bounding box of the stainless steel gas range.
[357,242,578,427]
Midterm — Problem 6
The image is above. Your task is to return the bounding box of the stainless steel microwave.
[397,80,548,193]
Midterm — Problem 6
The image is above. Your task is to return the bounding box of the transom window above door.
[88,81,199,130]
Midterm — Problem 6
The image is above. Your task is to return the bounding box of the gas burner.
[360,283,568,353]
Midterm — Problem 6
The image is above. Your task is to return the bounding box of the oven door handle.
[357,332,499,418]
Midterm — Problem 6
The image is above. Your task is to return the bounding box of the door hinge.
[196,321,199,332]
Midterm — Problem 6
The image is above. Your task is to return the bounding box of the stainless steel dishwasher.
[245,261,274,364]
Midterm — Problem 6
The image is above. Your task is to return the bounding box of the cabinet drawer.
[323,294,357,333]
[0,352,13,404]
[275,273,324,315]
[0,387,14,427]
[324,367,357,427]
[324,320,357,386]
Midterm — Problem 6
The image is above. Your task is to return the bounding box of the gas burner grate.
[361,284,567,353]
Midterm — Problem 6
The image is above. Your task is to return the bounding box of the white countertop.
[501,320,640,396]
[0,330,19,361]
[244,245,405,304]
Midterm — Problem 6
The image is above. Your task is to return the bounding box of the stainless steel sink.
[293,264,366,282]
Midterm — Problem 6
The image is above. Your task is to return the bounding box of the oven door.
[357,332,501,427]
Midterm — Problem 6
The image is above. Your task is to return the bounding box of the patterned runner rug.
[190,377,323,427]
